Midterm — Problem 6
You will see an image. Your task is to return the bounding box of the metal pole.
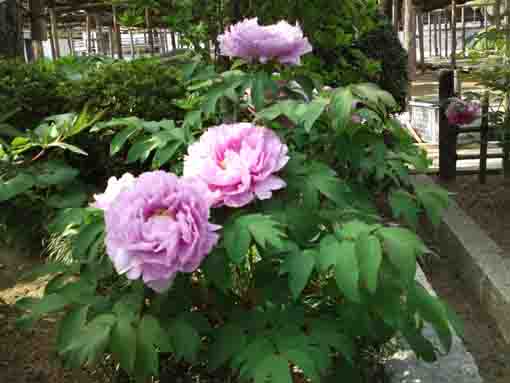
[451,0,457,68]
[461,6,466,56]
[439,11,443,57]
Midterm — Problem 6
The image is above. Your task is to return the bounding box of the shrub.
[62,59,187,121]
[0,59,67,129]
[355,15,409,110]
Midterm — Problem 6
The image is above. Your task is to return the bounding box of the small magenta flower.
[104,171,220,292]
[92,173,136,211]
[446,98,480,126]
[218,18,312,65]
[183,123,289,208]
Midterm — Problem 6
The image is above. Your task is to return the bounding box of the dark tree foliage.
[355,15,409,109]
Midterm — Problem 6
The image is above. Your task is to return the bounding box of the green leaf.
[208,324,247,371]
[330,87,354,132]
[410,282,453,352]
[251,71,269,112]
[378,227,422,284]
[152,141,181,168]
[201,249,232,291]
[415,186,449,227]
[340,220,372,240]
[111,315,137,373]
[126,137,158,164]
[47,142,88,156]
[72,222,104,260]
[254,354,292,383]
[61,314,116,367]
[169,319,201,363]
[20,262,71,281]
[283,250,316,300]
[307,163,347,205]
[356,233,382,294]
[318,235,340,271]
[243,214,284,249]
[334,240,360,302]
[223,218,251,264]
[135,315,163,379]
[389,189,420,229]
[57,306,89,352]
[35,161,79,186]
[110,125,140,156]
[0,173,36,202]
[17,293,70,319]
[300,98,328,132]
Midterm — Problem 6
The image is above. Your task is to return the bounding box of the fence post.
[461,6,466,56]
[439,70,457,180]
[479,93,490,184]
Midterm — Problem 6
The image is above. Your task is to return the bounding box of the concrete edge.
[386,267,483,383]
[413,174,510,344]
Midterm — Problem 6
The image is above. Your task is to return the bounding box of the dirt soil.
[422,235,510,383]
[0,247,111,383]
[437,174,510,255]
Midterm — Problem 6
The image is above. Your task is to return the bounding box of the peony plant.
[14,18,456,383]
[446,98,481,126]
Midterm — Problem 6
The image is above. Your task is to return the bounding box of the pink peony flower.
[92,173,136,211]
[218,18,312,65]
[104,171,220,292]
[183,123,289,208]
[446,98,480,126]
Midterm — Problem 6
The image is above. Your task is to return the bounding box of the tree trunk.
[379,0,393,17]
[129,29,136,58]
[0,0,23,58]
[29,0,46,60]
[404,0,417,80]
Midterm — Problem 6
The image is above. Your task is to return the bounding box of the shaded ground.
[0,247,111,383]
[437,174,510,255]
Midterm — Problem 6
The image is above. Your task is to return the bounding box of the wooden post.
[145,8,155,55]
[439,70,457,181]
[392,0,400,30]
[29,0,46,60]
[451,0,457,68]
[479,93,490,184]
[49,4,60,59]
[428,12,432,58]
[445,9,449,59]
[109,28,115,57]
[86,12,92,55]
[439,11,443,57]
[171,31,176,50]
[434,12,439,56]
[67,27,74,56]
[112,5,123,59]
[417,8,425,68]
[461,6,466,56]
[404,0,417,80]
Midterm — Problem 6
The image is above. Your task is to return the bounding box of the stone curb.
[414,175,510,344]
[386,266,483,383]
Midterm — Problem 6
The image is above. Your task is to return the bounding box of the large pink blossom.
[218,18,312,65]
[104,171,220,292]
[446,98,480,126]
[183,123,289,208]
[92,173,136,211]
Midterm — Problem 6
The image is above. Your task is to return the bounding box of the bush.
[62,59,187,121]
[355,16,409,110]
[0,59,67,129]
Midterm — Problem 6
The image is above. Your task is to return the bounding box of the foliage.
[355,15,409,110]
[0,59,67,129]
[61,59,186,121]
[6,48,457,382]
